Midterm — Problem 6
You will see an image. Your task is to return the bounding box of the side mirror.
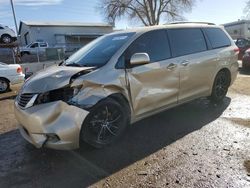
[130,53,150,66]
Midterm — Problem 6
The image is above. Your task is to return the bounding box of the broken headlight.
[35,85,83,105]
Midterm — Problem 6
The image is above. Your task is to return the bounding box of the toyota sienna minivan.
[14,23,239,150]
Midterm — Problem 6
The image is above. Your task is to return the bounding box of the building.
[223,20,250,40]
[18,21,113,51]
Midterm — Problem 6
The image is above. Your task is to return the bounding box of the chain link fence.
[0,43,81,64]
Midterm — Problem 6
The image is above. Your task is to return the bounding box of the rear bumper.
[230,61,239,86]
[9,74,25,85]
[14,100,89,150]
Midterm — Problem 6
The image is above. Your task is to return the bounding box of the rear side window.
[204,28,231,49]
[168,28,207,57]
[125,29,171,63]
[40,43,48,47]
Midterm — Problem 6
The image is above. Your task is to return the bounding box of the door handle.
[167,63,177,70]
[181,60,190,66]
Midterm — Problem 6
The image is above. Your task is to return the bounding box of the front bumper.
[14,100,89,150]
[230,61,239,86]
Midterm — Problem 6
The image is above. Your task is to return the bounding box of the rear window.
[204,28,231,49]
[168,28,207,57]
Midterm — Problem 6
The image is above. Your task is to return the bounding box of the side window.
[168,28,207,57]
[30,43,38,48]
[125,30,171,64]
[40,43,47,47]
[204,28,231,49]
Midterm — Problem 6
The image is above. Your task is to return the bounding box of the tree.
[244,1,250,18]
[100,0,196,26]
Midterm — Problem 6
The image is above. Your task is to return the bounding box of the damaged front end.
[14,66,99,150]
[14,31,136,149]
[15,100,88,149]
[14,64,129,150]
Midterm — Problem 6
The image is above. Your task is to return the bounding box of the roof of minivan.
[111,23,222,35]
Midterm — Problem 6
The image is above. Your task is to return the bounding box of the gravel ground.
[0,71,250,188]
[0,84,21,101]
[0,84,21,134]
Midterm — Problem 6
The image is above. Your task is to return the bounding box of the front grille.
[17,93,35,108]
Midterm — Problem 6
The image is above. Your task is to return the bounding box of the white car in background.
[0,24,17,44]
[0,62,25,93]
[20,42,49,56]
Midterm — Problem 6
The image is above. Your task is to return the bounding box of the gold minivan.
[14,23,239,150]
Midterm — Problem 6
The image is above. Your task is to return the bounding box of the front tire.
[209,71,230,103]
[80,98,129,148]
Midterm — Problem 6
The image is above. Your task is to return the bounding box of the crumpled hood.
[22,65,94,93]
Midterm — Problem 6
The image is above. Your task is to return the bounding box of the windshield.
[65,32,135,68]
[26,43,32,48]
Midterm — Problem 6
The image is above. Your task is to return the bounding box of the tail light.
[17,67,22,74]
[234,48,240,54]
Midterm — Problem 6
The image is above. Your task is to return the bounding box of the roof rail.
[168,22,216,25]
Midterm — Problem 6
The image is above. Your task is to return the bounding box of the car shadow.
[0,97,231,188]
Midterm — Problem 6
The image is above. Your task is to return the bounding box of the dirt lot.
[0,70,250,188]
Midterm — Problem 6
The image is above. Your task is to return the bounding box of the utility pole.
[10,0,20,64]
[10,0,18,35]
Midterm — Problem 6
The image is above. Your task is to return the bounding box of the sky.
[0,0,248,32]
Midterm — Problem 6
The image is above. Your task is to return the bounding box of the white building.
[19,21,113,51]
[223,20,250,40]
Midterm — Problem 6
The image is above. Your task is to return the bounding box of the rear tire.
[0,78,10,93]
[80,98,130,148]
[209,71,230,103]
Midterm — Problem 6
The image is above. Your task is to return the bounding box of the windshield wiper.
[58,60,64,66]
[65,63,82,67]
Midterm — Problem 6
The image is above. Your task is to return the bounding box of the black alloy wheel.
[209,71,229,103]
[81,98,129,148]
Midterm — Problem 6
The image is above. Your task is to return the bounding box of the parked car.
[242,48,250,69]
[20,42,48,56]
[0,62,25,93]
[235,38,250,60]
[14,23,239,150]
[0,24,17,44]
[54,43,82,53]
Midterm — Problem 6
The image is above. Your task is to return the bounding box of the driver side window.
[30,43,38,48]
[124,29,171,67]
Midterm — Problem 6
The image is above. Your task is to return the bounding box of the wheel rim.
[214,72,228,99]
[2,36,11,43]
[86,104,122,144]
[0,80,8,92]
